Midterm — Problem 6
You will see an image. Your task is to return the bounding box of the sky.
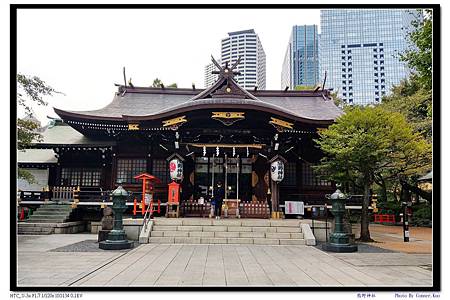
[17,8,321,124]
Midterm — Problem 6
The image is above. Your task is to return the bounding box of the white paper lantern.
[270,160,284,182]
[169,158,183,181]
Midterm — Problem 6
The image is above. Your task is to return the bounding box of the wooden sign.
[128,123,139,130]
[162,116,187,127]
[269,117,293,132]
[211,112,245,126]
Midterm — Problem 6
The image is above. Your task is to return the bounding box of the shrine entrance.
[193,155,253,202]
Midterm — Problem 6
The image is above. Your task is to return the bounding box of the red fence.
[373,214,396,224]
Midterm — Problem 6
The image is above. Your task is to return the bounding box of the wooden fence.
[180,202,211,218]
[239,201,270,219]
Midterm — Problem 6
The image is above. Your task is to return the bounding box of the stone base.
[322,242,358,253]
[99,240,134,250]
[98,230,111,242]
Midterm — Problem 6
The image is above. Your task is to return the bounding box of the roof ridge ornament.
[190,55,259,101]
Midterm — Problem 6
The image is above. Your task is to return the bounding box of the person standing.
[214,181,225,219]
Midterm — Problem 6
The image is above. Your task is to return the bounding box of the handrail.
[142,201,152,233]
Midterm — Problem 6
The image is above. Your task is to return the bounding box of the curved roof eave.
[121,101,337,125]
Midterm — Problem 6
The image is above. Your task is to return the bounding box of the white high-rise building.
[204,60,220,88]
[221,29,266,90]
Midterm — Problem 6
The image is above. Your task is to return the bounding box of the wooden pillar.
[270,178,279,213]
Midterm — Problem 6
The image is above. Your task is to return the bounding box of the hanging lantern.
[270,160,285,182]
[169,158,183,181]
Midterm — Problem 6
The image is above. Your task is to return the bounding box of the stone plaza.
[16,231,432,287]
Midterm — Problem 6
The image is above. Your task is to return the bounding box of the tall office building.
[221,29,266,90]
[204,59,220,88]
[281,25,320,89]
[319,9,421,105]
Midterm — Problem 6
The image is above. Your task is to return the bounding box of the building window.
[301,162,331,186]
[152,159,170,184]
[116,159,146,184]
[348,62,352,66]
[281,162,296,186]
[60,168,102,187]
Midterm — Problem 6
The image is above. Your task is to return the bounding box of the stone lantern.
[322,188,358,252]
[99,185,133,250]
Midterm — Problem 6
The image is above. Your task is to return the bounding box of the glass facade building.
[281,25,319,89]
[221,29,266,90]
[319,9,421,105]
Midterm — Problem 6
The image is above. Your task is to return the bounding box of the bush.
[411,203,432,227]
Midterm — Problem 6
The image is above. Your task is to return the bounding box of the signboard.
[144,193,152,205]
[284,201,304,215]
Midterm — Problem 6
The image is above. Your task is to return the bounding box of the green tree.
[294,85,315,91]
[151,78,163,88]
[151,78,177,88]
[17,74,62,182]
[315,106,431,241]
[400,9,432,91]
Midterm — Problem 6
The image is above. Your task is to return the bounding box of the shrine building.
[18,57,342,218]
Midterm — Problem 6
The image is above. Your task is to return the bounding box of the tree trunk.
[359,181,373,242]
[378,177,388,203]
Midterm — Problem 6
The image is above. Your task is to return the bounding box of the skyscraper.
[319,9,421,105]
[221,29,266,90]
[204,59,220,88]
[281,25,320,89]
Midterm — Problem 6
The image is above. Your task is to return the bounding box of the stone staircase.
[27,204,74,223]
[148,218,306,245]
[18,204,77,235]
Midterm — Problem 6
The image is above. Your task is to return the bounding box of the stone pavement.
[352,224,432,254]
[16,234,432,287]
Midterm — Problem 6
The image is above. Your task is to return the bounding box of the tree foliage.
[17,74,62,115]
[151,78,177,88]
[382,10,433,141]
[315,106,431,241]
[17,73,61,182]
[399,9,433,91]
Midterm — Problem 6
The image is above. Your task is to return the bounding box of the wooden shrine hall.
[19,57,342,218]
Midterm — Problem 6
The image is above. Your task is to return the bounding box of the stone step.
[35,208,72,213]
[30,212,69,219]
[148,236,306,245]
[39,205,72,209]
[150,230,303,239]
[25,219,66,223]
[153,218,302,227]
[17,226,54,235]
[151,225,302,233]
[28,216,68,221]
